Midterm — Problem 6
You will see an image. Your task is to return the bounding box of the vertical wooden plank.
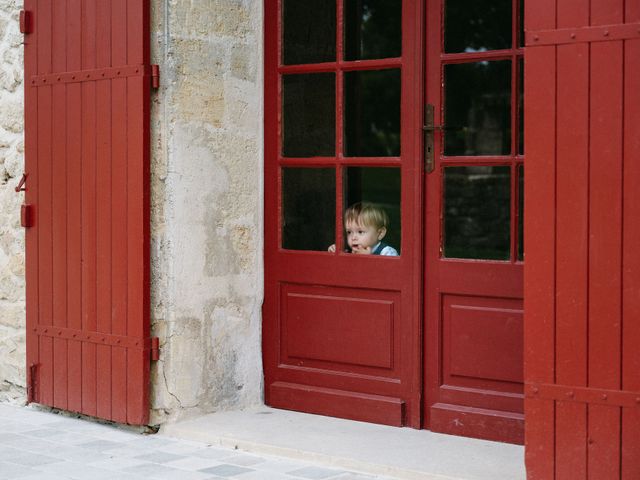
[66,0,83,414]
[80,0,98,417]
[125,0,151,424]
[51,0,69,411]
[262,0,279,410]
[37,0,54,408]
[24,0,39,403]
[588,0,624,473]
[622,5,640,478]
[95,0,114,421]
[554,0,589,476]
[524,0,557,477]
[108,0,129,423]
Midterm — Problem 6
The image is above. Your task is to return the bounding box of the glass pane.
[518,58,524,155]
[344,167,401,255]
[443,166,511,260]
[344,69,401,157]
[444,60,511,156]
[344,0,401,61]
[282,168,336,251]
[283,73,335,157]
[283,0,336,65]
[444,0,511,53]
[519,0,525,48]
[518,165,524,261]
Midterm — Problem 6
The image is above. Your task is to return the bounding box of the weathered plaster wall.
[0,0,26,404]
[148,0,264,423]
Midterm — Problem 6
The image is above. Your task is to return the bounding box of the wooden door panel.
[263,0,423,428]
[444,296,523,386]
[282,285,398,371]
[24,0,152,425]
[425,0,525,444]
[524,0,640,477]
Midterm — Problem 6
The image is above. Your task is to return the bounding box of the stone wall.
[0,0,265,421]
[148,0,264,424]
[0,0,26,404]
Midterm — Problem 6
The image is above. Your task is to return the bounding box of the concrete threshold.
[161,407,525,480]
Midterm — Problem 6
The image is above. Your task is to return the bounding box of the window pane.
[518,58,524,155]
[282,168,336,251]
[283,0,336,65]
[283,73,336,157]
[519,0,525,48]
[444,60,511,156]
[518,165,524,261]
[444,0,511,53]
[344,167,401,255]
[344,0,401,61]
[344,69,401,157]
[443,166,510,260]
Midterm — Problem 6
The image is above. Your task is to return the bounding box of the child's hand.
[352,245,372,255]
[328,244,336,252]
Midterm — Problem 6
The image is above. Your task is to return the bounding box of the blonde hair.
[344,202,389,230]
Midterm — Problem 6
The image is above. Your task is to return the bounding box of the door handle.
[424,105,444,174]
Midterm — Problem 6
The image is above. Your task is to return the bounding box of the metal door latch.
[423,104,444,174]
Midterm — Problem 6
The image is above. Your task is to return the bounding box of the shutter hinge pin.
[150,337,160,361]
[20,10,33,34]
[151,65,160,89]
[27,363,38,403]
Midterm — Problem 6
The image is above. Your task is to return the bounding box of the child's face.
[345,220,386,254]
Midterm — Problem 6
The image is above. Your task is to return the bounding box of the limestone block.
[0,95,23,133]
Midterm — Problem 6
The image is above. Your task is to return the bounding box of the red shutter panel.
[24,0,152,425]
[525,0,640,478]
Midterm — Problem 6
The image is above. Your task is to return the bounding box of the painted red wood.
[424,0,525,444]
[24,0,152,425]
[126,0,152,425]
[263,0,423,428]
[524,0,556,473]
[37,0,54,408]
[66,0,83,416]
[525,0,639,477]
[51,0,68,411]
[80,0,98,418]
[622,5,640,479]
[554,0,589,476]
[24,0,38,406]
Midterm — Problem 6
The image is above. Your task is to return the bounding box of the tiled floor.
[0,404,399,480]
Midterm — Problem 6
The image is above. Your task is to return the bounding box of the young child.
[328,202,399,256]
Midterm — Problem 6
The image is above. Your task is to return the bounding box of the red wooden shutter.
[524,0,640,477]
[23,0,152,425]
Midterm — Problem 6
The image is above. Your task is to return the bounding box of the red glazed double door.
[264,0,525,443]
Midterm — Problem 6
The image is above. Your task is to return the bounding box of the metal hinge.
[150,337,160,361]
[21,204,34,228]
[20,10,33,34]
[151,65,160,89]
[27,363,38,403]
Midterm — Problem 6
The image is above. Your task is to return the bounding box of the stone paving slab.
[0,404,400,480]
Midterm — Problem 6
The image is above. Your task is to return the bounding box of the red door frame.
[264,0,528,440]
[422,0,525,443]
[263,0,425,428]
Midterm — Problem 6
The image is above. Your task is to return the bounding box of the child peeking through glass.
[328,202,399,256]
